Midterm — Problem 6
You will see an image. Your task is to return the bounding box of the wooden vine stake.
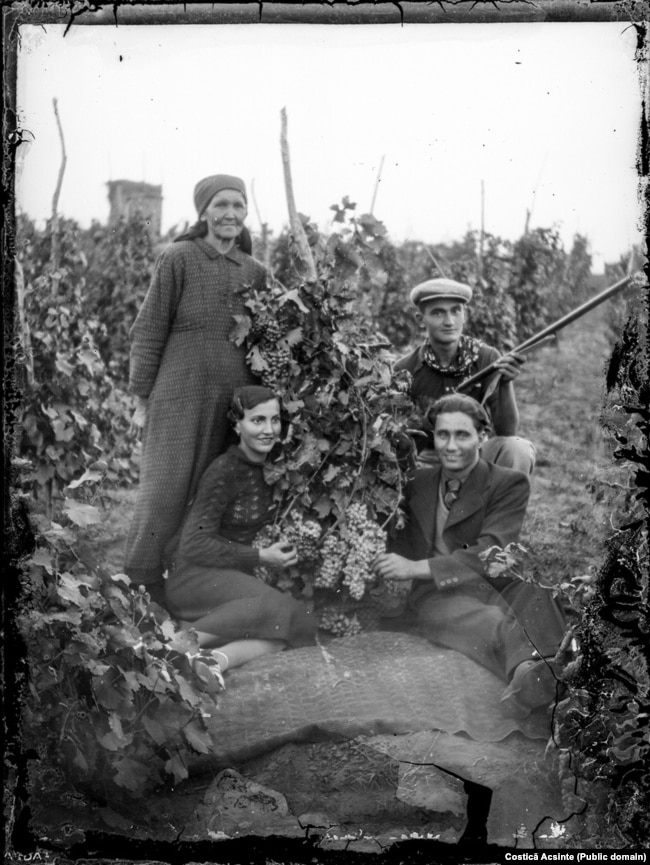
[280,108,317,282]
[15,258,35,389]
[50,97,67,292]
[369,154,384,216]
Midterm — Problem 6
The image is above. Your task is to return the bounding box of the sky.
[15,20,645,271]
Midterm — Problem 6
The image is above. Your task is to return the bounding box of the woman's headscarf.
[193,174,247,217]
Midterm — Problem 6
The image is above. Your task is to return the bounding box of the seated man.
[373,394,565,715]
[394,277,535,473]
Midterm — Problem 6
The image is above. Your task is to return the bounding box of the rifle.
[456,272,638,394]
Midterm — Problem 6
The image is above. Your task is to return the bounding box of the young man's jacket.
[389,458,530,593]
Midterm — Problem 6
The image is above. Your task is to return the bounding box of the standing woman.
[165,386,316,670]
[125,175,266,602]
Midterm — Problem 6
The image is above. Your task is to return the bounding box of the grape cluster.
[368,576,411,614]
[392,368,413,394]
[382,578,411,597]
[251,514,322,582]
[282,512,321,562]
[251,524,282,584]
[341,502,386,600]
[251,315,284,342]
[314,535,346,589]
[259,342,292,389]
[318,608,362,638]
[314,502,386,601]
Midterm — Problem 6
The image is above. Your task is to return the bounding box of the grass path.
[516,300,615,585]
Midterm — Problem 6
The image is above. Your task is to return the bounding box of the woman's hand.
[130,397,148,437]
[259,542,298,570]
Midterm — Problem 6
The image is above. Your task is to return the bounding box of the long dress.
[164,446,315,647]
[125,238,266,584]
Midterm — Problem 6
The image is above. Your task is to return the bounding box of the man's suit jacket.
[390,458,530,592]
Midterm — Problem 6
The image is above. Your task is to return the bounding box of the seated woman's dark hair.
[426,393,492,434]
[227,385,279,425]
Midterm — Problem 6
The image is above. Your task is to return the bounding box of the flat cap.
[409,278,473,307]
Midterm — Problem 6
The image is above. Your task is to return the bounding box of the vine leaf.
[279,289,309,313]
[229,315,252,346]
[29,547,54,573]
[165,754,189,785]
[63,498,101,527]
[113,756,147,793]
[182,719,214,754]
[67,468,103,490]
[142,715,168,747]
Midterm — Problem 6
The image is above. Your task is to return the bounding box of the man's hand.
[493,351,526,383]
[259,542,298,570]
[373,552,418,581]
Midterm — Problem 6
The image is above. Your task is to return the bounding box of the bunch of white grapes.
[251,524,282,584]
[314,502,386,601]
[318,608,363,638]
[282,512,321,562]
[251,514,322,582]
[342,502,386,600]
[314,534,346,590]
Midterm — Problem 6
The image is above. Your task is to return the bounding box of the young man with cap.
[373,393,565,716]
[394,277,535,473]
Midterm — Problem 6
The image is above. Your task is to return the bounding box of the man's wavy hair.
[425,393,492,435]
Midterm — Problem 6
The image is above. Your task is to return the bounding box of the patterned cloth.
[394,338,501,410]
[165,446,315,647]
[443,477,462,509]
[125,238,267,583]
[421,334,483,379]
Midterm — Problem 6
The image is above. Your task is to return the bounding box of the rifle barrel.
[457,273,633,393]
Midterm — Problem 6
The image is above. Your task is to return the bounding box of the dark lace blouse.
[177,446,275,572]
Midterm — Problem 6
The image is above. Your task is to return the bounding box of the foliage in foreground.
[17,505,223,803]
[552,284,649,847]
[479,280,649,847]
[15,214,152,511]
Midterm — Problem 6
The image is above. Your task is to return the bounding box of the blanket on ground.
[196,632,554,771]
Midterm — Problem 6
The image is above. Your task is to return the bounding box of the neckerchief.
[422,334,482,378]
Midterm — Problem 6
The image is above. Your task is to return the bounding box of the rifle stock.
[456,273,635,394]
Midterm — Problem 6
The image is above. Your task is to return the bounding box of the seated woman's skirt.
[165,564,315,648]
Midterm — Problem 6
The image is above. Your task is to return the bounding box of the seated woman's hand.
[259,541,299,570]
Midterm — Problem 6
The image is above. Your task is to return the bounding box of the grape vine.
[232,206,417,633]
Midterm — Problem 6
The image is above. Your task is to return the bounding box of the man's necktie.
[443,478,461,509]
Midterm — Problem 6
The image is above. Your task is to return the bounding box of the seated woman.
[165,385,316,671]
